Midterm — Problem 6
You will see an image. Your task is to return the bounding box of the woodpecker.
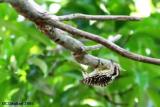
[81,60,120,87]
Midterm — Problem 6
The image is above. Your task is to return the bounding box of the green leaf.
[29,57,48,77]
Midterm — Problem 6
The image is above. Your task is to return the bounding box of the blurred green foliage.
[0,0,160,107]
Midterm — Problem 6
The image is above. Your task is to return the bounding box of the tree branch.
[46,20,160,65]
[3,0,119,70]
[84,35,122,51]
[4,0,160,65]
[58,13,142,21]
[50,27,114,69]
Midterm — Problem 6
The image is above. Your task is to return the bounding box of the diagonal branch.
[4,0,160,65]
[3,0,120,70]
[58,13,142,21]
[46,20,160,65]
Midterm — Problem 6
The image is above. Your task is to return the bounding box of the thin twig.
[58,13,142,21]
[84,35,122,51]
[84,44,102,51]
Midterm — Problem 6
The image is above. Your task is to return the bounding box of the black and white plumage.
[81,61,120,87]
